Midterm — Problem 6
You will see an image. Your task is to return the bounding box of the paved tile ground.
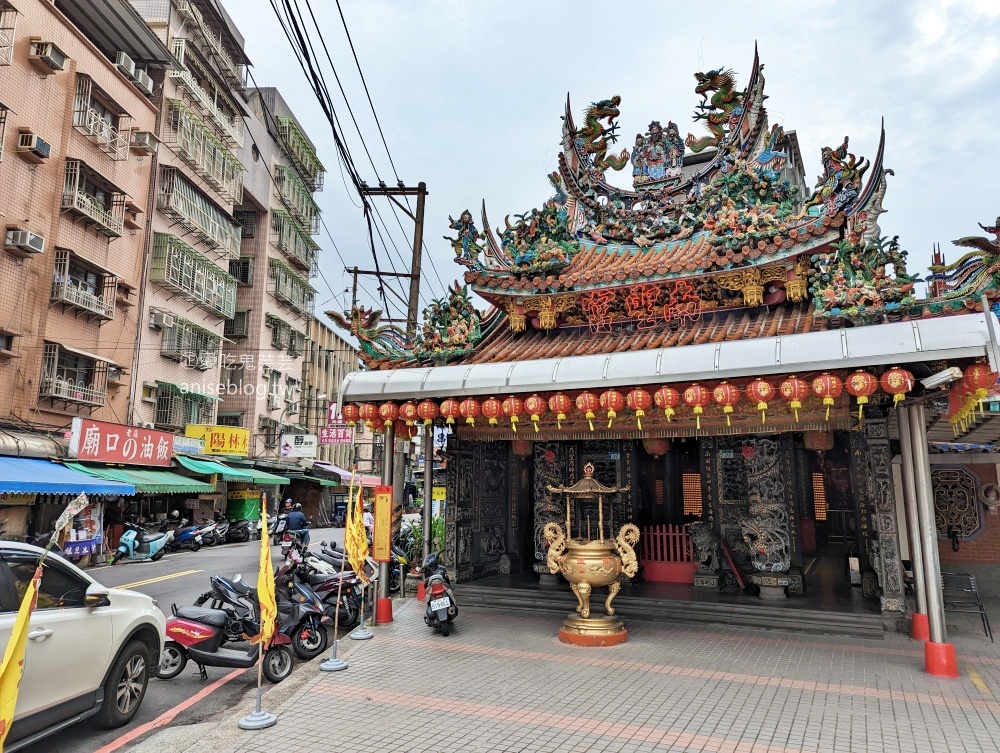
[218,595,1000,753]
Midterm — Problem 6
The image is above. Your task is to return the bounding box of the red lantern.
[811,373,843,422]
[548,392,572,429]
[501,395,524,432]
[358,402,378,428]
[417,399,439,426]
[712,382,740,427]
[746,379,774,425]
[779,376,810,422]
[845,370,878,420]
[880,367,915,408]
[399,401,419,425]
[642,437,671,457]
[378,401,399,429]
[683,384,712,430]
[341,403,361,427]
[654,386,680,422]
[459,397,481,426]
[439,398,461,427]
[524,394,547,433]
[626,388,653,430]
[481,397,502,427]
[964,362,997,414]
[576,391,599,432]
[600,389,625,428]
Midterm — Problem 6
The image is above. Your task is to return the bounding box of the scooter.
[271,513,288,546]
[167,517,203,552]
[111,520,169,564]
[227,519,250,543]
[422,551,457,636]
[157,603,294,683]
[203,517,228,546]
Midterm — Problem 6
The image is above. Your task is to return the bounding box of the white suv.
[0,541,165,751]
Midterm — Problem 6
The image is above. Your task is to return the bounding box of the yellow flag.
[251,494,277,648]
[345,484,369,581]
[0,567,41,749]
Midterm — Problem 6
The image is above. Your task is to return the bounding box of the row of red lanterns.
[340,368,917,432]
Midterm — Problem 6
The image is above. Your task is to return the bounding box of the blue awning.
[0,457,136,496]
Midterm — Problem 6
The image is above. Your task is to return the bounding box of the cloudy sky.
[226,0,1000,318]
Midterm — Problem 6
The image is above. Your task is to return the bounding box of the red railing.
[640,524,696,584]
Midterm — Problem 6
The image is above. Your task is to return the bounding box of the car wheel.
[97,641,150,728]
[156,640,187,680]
[262,645,294,683]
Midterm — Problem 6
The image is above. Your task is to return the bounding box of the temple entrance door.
[814,442,856,552]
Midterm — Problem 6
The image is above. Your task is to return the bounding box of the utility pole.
[356,182,428,338]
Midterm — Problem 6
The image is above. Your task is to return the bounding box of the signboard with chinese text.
[0,493,33,506]
[173,435,205,455]
[432,486,447,501]
[372,485,392,562]
[184,425,250,456]
[319,424,354,445]
[69,418,174,466]
[327,402,339,424]
[280,433,318,458]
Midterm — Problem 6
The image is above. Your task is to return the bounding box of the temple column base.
[559,614,628,647]
[693,568,725,590]
[534,561,561,588]
[750,572,790,600]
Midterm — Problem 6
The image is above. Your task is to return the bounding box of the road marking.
[116,569,203,590]
[93,668,247,753]
[967,664,993,696]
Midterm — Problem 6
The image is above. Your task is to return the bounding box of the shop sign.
[69,417,173,467]
[228,490,260,499]
[173,435,205,455]
[372,485,393,562]
[432,486,447,501]
[62,538,101,558]
[319,424,354,445]
[280,433,318,458]
[0,492,33,506]
[185,425,250,456]
[327,402,339,424]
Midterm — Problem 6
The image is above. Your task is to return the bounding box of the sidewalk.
[137,594,1000,753]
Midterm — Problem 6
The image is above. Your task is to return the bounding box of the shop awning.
[340,311,1000,402]
[175,455,257,482]
[303,475,340,487]
[0,457,135,495]
[64,463,214,494]
[246,468,291,485]
[312,462,380,488]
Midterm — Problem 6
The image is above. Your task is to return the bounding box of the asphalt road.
[21,526,346,753]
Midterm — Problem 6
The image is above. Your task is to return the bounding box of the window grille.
[229,257,253,285]
[268,257,315,316]
[160,317,221,368]
[39,343,108,406]
[682,473,703,517]
[157,166,241,258]
[155,383,214,429]
[224,310,249,338]
[51,248,116,320]
[0,3,16,66]
[150,233,237,318]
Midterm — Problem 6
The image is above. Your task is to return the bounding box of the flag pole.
[239,492,277,730]
[321,471,355,671]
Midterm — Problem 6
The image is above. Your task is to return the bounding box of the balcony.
[150,232,237,318]
[276,117,324,192]
[0,3,16,66]
[158,166,241,259]
[74,106,129,161]
[164,99,244,203]
[155,382,214,429]
[273,165,320,234]
[175,0,246,91]
[39,343,108,408]
[271,209,318,274]
[169,39,244,147]
[160,316,221,368]
[269,257,315,318]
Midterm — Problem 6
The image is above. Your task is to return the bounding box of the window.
[229,257,252,286]
[3,551,88,609]
[682,473,703,517]
[812,472,828,521]
[0,103,8,162]
[217,412,243,427]
[155,383,214,429]
[222,362,244,390]
[233,210,256,238]
[0,3,17,67]
[224,309,249,338]
[0,331,13,353]
[72,75,130,161]
[150,233,237,318]
[160,317,221,368]
[39,343,108,406]
[51,249,116,320]
[284,376,299,405]
[268,258,315,317]
[157,167,241,259]
[61,159,125,237]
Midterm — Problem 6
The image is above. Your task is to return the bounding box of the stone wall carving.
[932,467,982,539]
[533,442,566,560]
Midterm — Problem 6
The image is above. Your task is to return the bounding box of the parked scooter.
[422,551,457,636]
[157,604,294,683]
[166,517,203,552]
[284,538,365,628]
[271,513,288,546]
[111,520,169,564]
[227,518,251,543]
[205,515,229,546]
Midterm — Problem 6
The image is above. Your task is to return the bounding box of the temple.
[334,48,1000,641]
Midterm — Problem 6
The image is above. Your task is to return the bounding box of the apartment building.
[0,0,169,431]
[127,0,249,432]
[303,317,359,468]
[216,87,322,459]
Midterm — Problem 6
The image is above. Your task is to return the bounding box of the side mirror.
[85,584,111,609]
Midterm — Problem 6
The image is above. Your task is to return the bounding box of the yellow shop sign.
[185,425,250,456]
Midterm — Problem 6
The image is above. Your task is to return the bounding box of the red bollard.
[911,613,930,641]
[376,597,393,624]
[924,641,959,678]
[417,580,425,600]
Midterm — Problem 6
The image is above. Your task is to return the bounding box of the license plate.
[429,597,450,611]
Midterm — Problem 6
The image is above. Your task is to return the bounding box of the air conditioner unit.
[28,41,67,73]
[130,131,158,156]
[139,421,156,430]
[16,133,51,162]
[134,69,154,96]
[4,229,46,255]
[194,356,211,371]
[149,310,176,329]
[115,52,136,78]
[108,365,125,382]
[267,393,280,410]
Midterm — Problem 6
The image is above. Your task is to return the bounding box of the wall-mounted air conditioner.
[16,132,51,163]
[134,69,154,96]
[28,41,67,73]
[149,310,176,329]
[4,229,46,255]
[115,52,136,78]
[130,131,158,156]
[267,393,280,410]
[138,421,156,430]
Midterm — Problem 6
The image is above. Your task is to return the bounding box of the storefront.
[173,454,289,521]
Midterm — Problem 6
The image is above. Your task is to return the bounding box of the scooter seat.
[215,575,254,596]
[140,532,167,544]
[175,606,229,628]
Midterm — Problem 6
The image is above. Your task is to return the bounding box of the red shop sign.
[69,417,174,467]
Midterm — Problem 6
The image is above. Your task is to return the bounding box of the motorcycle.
[227,518,250,543]
[166,517,203,552]
[157,603,294,683]
[205,516,229,546]
[271,513,288,546]
[196,520,218,547]
[111,520,169,564]
[422,551,457,636]
[289,538,374,629]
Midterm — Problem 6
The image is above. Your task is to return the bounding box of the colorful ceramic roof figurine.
[330,47,1000,371]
